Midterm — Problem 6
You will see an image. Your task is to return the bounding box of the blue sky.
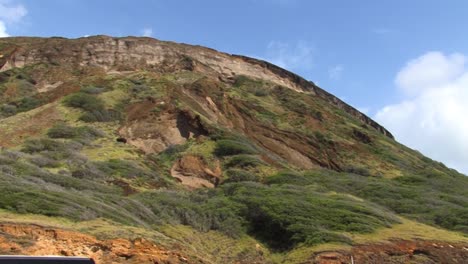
[2,0,468,174]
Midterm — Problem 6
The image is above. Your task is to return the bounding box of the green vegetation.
[225,155,264,169]
[0,43,467,264]
[215,139,257,156]
[62,92,121,122]
[223,169,260,183]
[267,169,468,234]
[63,92,105,112]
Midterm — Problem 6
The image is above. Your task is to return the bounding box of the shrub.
[47,123,77,138]
[21,138,83,160]
[79,109,122,122]
[63,92,104,112]
[76,126,105,139]
[17,96,42,112]
[215,140,257,156]
[225,155,263,168]
[28,155,60,168]
[0,104,17,116]
[47,124,104,143]
[94,159,149,179]
[265,171,310,185]
[343,165,371,176]
[81,86,106,94]
[253,89,269,97]
[223,169,260,183]
[312,110,324,121]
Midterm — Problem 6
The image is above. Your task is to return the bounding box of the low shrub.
[81,86,106,94]
[63,92,104,112]
[215,140,257,156]
[47,124,104,142]
[94,159,149,179]
[22,138,83,160]
[79,109,122,122]
[265,171,310,186]
[225,155,263,168]
[223,169,260,183]
[47,123,77,138]
[343,165,371,176]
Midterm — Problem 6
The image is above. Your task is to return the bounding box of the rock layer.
[0,36,392,138]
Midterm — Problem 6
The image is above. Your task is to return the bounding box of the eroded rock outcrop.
[0,223,198,264]
[0,36,392,139]
[171,155,222,189]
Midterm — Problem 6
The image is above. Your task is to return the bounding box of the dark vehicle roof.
[0,256,95,264]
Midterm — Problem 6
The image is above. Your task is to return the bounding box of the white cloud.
[375,52,468,175]
[395,51,465,97]
[0,0,26,23]
[0,0,27,37]
[0,21,8,37]
[141,27,153,37]
[262,41,314,71]
[329,65,343,80]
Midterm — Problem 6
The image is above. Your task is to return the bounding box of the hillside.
[0,36,467,263]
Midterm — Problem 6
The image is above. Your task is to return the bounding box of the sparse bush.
[0,104,17,116]
[253,89,269,97]
[95,159,149,179]
[22,138,83,160]
[223,169,260,183]
[343,165,371,176]
[265,171,310,186]
[215,140,257,156]
[312,110,324,121]
[28,155,60,168]
[76,126,105,139]
[71,163,107,180]
[47,123,104,143]
[16,96,42,112]
[81,86,106,94]
[79,109,121,122]
[63,92,104,112]
[225,155,263,168]
[47,123,77,138]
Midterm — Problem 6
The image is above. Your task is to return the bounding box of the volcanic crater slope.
[0,36,467,264]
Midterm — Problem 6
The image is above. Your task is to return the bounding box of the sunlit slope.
[0,36,466,263]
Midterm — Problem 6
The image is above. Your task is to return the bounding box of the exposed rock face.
[2,222,467,264]
[171,155,222,189]
[0,223,198,264]
[312,240,468,264]
[119,98,209,154]
[0,36,392,139]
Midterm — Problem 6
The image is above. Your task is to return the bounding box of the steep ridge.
[0,36,392,138]
[0,36,467,264]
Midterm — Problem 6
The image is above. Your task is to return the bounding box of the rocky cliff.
[0,36,392,138]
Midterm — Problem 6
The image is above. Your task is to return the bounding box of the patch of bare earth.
[312,240,468,264]
[0,102,61,148]
[170,155,221,189]
[0,223,200,264]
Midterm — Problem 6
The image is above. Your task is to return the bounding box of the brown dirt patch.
[0,102,61,148]
[0,223,199,264]
[120,99,208,154]
[170,155,221,189]
[312,240,468,264]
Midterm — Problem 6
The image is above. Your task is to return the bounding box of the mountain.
[0,36,466,263]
